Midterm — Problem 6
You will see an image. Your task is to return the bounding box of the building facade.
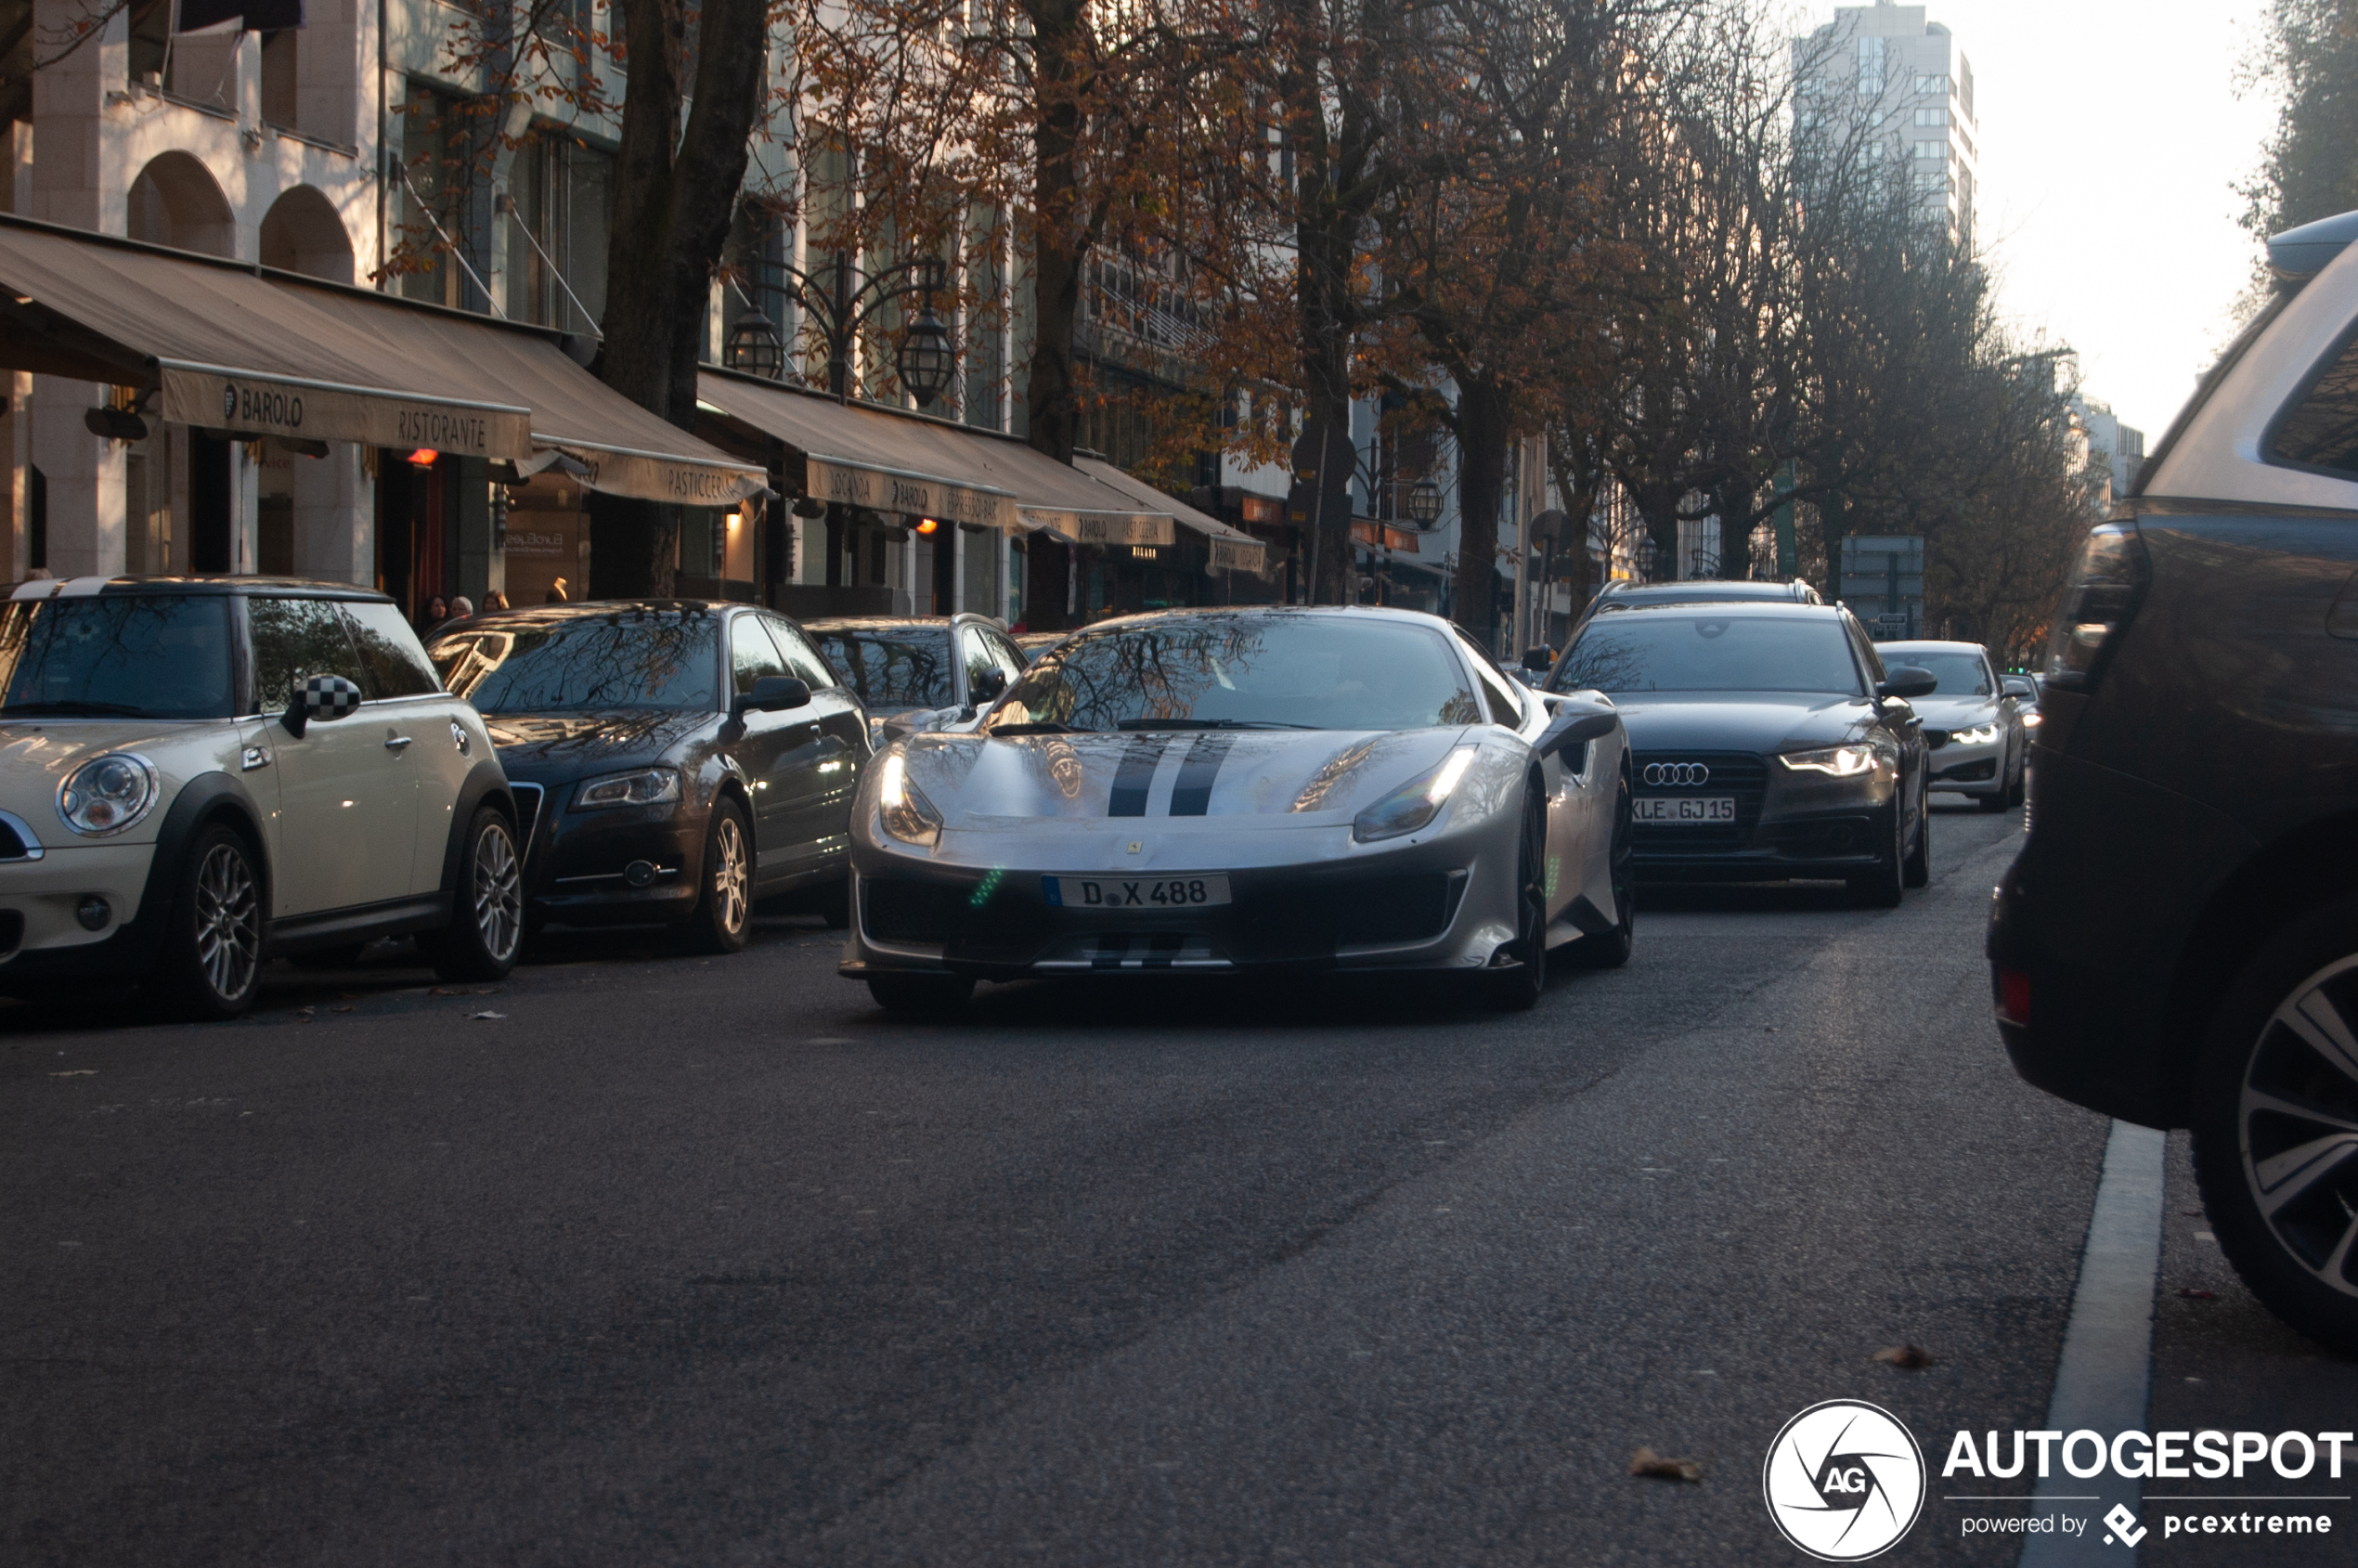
[1796,0,1978,244]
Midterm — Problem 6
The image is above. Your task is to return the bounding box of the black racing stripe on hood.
[1108,735,1166,817]
[1168,733,1235,817]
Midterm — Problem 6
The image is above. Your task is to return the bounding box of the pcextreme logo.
[1764,1400,1928,1562]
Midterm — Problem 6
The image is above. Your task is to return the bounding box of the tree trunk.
[1020,0,1088,467]
[1451,376,1510,650]
[588,0,769,597]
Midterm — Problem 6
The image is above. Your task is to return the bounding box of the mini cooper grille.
[1631,750,1769,852]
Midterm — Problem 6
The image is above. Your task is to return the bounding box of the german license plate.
[1634,797,1736,824]
[1044,875,1233,909]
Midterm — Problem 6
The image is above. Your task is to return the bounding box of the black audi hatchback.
[1545,600,1935,904]
[1990,207,2358,1353]
[429,602,868,952]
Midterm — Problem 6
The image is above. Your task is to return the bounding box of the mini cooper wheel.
[1848,801,1906,909]
[161,823,264,1020]
[681,797,753,955]
[419,807,522,982]
[1479,782,1549,1011]
[1569,766,1635,970]
[2193,899,2358,1354]
[867,974,975,1017]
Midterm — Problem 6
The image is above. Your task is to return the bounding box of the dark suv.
[1989,206,2358,1352]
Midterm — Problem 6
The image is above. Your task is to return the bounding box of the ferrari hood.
[900,726,1472,824]
[483,709,712,777]
[1602,691,1878,754]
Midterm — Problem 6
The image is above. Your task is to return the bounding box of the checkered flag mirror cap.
[298,673,364,720]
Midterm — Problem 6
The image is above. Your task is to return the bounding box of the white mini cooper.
[0,577,525,1017]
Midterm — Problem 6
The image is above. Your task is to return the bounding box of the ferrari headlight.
[1950,722,2000,745]
[1779,744,1881,778]
[58,752,158,836]
[877,752,943,849]
[1353,745,1479,844]
[572,767,680,810]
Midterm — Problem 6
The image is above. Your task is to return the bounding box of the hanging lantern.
[724,306,784,381]
[896,308,956,407]
[1405,477,1444,527]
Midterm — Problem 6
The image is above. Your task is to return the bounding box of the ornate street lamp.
[1405,477,1444,527]
[896,305,956,407]
[723,306,784,381]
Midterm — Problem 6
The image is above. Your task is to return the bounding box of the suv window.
[2273,327,2358,474]
[729,614,790,696]
[0,593,234,719]
[342,601,443,698]
[761,616,836,689]
[250,597,368,714]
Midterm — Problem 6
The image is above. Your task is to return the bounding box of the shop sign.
[542,444,767,506]
[160,367,530,457]
[806,456,1018,530]
[1208,537,1266,572]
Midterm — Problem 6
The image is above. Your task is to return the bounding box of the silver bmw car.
[1874,639,2027,810]
[839,606,1636,1014]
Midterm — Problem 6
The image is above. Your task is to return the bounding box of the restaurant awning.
[1076,457,1269,571]
[696,369,1177,544]
[0,214,765,506]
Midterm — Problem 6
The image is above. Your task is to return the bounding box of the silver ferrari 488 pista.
[839,606,1636,1014]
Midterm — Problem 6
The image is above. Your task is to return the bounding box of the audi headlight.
[877,752,943,849]
[571,767,681,811]
[58,752,159,836]
[1779,744,1881,778]
[1353,745,1480,844]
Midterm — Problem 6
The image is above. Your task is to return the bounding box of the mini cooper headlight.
[1778,744,1882,778]
[58,752,159,837]
[1353,745,1480,844]
[1950,722,2000,745]
[876,752,943,849]
[572,767,681,810]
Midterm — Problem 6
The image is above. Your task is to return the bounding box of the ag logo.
[1762,1399,1925,1561]
[223,382,238,421]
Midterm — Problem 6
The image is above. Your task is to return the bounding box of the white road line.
[2019,1119,2169,1567]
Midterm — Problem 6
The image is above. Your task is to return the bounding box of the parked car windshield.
[985,615,1483,732]
[811,629,954,710]
[1554,614,1863,696]
[1891,651,1991,696]
[0,594,234,719]
[428,613,719,713]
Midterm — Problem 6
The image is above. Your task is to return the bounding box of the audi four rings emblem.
[1643,762,1711,786]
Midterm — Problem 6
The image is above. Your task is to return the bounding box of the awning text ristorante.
[157,361,533,457]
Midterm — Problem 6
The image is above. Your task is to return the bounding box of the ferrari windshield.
[428,613,719,713]
[984,615,1483,733]
[810,629,954,711]
[1555,614,1864,695]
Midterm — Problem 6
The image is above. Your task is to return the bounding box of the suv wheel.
[161,824,264,1019]
[2192,898,2358,1354]
[680,797,752,954]
[1848,801,1905,909]
[419,807,522,982]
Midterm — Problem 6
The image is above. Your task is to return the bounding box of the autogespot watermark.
[1763,1406,2355,1557]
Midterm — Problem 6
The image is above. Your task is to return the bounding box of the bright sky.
[1926,0,2279,440]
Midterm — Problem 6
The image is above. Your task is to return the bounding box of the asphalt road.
[5,800,2352,1566]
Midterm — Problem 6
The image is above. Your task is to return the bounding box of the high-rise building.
[1795,2,1979,243]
